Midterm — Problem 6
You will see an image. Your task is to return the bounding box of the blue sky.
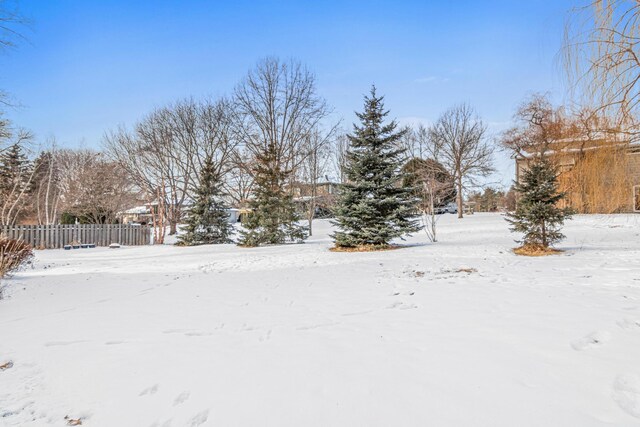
[1,0,578,185]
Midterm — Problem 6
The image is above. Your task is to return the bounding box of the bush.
[0,237,34,280]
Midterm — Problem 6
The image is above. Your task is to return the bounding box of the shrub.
[0,237,34,279]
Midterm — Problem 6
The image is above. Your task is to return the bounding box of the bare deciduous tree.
[500,94,574,157]
[233,57,332,245]
[32,140,62,224]
[233,57,331,175]
[403,157,455,242]
[500,94,631,213]
[1,1,28,107]
[224,147,255,207]
[297,127,337,235]
[564,0,640,138]
[52,149,139,224]
[105,98,236,234]
[428,104,494,218]
[0,1,26,51]
[399,124,430,161]
[331,133,350,184]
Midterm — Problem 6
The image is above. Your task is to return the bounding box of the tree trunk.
[308,201,314,237]
[429,183,437,242]
[456,178,464,219]
[169,220,177,236]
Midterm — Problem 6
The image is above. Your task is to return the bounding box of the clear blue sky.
[1,0,578,185]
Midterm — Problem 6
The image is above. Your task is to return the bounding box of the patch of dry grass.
[330,244,403,253]
[513,244,563,257]
[456,267,478,274]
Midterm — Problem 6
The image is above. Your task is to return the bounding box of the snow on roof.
[122,205,151,215]
[519,140,636,159]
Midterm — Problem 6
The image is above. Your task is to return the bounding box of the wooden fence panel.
[0,224,152,249]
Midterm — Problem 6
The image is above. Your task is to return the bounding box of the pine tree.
[178,157,234,246]
[238,145,307,247]
[332,87,420,248]
[506,158,573,248]
[0,143,34,225]
[0,143,32,194]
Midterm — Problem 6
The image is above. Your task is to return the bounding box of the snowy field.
[1,213,640,426]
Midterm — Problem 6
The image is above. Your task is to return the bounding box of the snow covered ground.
[1,213,640,426]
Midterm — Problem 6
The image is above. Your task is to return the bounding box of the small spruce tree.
[506,158,573,249]
[237,146,307,247]
[178,157,234,246]
[332,87,420,248]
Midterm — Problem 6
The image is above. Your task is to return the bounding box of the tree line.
[3,0,635,253]
[1,57,499,244]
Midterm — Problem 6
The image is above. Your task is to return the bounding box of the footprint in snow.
[297,322,339,331]
[149,420,172,427]
[570,331,611,351]
[163,329,190,335]
[173,391,190,406]
[341,310,374,317]
[184,331,213,337]
[139,384,159,396]
[386,301,418,310]
[259,329,272,342]
[612,374,640,419]
[617,318,640,331]
[189,410,209,426]
[44,340,87,347]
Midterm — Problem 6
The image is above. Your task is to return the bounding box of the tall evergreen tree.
[237,145,307,247]
[0,142,33,225]
[0,143,31,193]
[332,87,420,248]
[506,159,573,248]
[178,157,234,246]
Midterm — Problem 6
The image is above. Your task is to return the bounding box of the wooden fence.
[0,224,152,249]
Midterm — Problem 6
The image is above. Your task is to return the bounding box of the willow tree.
[564,0,640,137]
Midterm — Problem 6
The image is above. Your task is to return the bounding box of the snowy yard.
[1,213,640,426]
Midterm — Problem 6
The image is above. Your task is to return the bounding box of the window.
[635,185,640,212]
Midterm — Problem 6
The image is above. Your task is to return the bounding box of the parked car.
[434,203,458,214]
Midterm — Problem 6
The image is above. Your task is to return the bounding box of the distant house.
[291,181,340,218]
[119,204,155,225]
[119,203,239,225]
[515,136,640,213]
[292,181,339,198]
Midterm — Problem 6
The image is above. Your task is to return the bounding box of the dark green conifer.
[0,143,32,194]
[178,157,234,246]
[506,158,573,248]
[238,145,307,247]
[332,87,420,248]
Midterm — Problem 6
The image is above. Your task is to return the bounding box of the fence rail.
[0,224,152,249]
